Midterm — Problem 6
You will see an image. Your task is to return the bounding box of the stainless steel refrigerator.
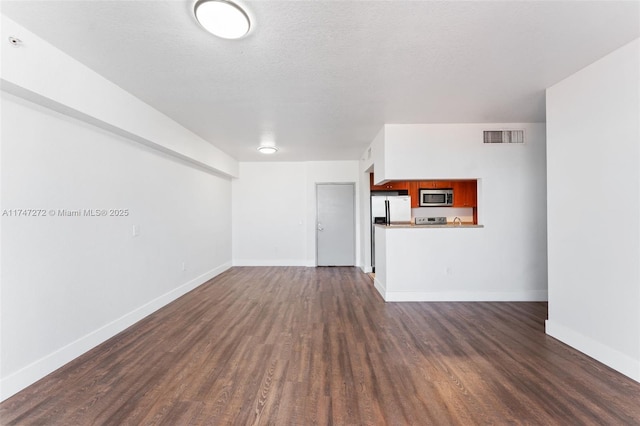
[371,192,411,270]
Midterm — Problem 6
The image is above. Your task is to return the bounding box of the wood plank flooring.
[2,266,640,425]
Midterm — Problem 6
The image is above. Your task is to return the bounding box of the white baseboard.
[232,259,314,267]
[0,262,231,402]
[380,290,548,302]
[373,277,386,299]
[545,320,640,383]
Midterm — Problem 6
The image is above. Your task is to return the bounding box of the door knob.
[317,223,324,231]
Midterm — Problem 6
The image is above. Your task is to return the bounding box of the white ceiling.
[2,1,639,161]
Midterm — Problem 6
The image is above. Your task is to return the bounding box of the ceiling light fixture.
[257,145,278,154]
[194,0,250,40]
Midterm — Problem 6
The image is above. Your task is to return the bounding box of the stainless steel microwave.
[419,188,453,207]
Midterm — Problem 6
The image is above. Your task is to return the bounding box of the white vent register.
[483,130,525,144]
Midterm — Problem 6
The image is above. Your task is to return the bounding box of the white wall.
[359,170,372,273]
[231,162,307,265]
[0,14,236,401]
[1,15,238,178]
[546,38,640,381]
[358,128,383,272]
[362,122,548,299]
[375,226,538,301]
[1,92,233,400]
[232,161,360,266]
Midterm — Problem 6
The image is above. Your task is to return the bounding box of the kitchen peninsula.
[374,222,485,301]
[362,123,548,304]
[370,176,486,301]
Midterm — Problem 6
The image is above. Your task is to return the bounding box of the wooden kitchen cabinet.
[369,174,409,191]
[409,181,420,207]
[384,181,409,190]
[370,177,477,210]
[418,180,452,189]
[452,180,477,207]
[410,181,453,207]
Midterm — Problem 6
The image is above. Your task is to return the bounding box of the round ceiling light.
[194,0,250,39]
[257,146,278,154]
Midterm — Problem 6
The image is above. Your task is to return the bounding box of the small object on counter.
[415,216,447,225]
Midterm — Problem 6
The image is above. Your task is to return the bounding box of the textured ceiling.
[2,1,639,161]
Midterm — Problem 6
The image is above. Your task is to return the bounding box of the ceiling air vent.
[483,130,525,144]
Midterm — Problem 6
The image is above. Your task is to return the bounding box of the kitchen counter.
[375,223,483,229]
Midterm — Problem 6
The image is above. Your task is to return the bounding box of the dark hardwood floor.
[2,267,640,425]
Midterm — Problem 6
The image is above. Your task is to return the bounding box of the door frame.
[315,182,356,266]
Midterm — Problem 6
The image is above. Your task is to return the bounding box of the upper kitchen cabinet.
[419,180,452,189]
[410,181,452,207]
[409,181,420,207]
[452,180,477,207]
[370,174,409,191]
[371,176,477,210]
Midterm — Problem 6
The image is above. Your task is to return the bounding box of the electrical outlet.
[181,261,186,271]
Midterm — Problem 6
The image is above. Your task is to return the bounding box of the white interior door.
[316,183,355,266]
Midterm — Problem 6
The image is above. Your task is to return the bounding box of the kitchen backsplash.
[412,207,473,223]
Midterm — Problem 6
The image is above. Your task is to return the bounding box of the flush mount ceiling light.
[257,145,278,155]
[194,0,250,39]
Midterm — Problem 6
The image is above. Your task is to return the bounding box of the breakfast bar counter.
[374,223,490,302]
[377,223,483,229]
